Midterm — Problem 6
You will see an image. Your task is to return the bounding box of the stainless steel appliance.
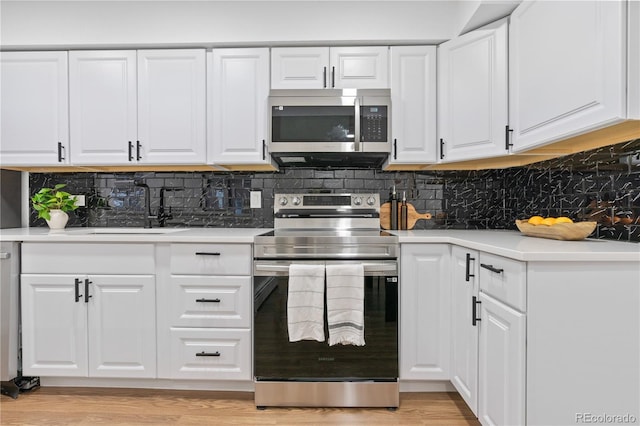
[268,89,391,167]
[253,193,399,408]
[1,242,20,398]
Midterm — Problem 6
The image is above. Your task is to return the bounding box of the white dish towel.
[326,263,365,346]
[287,264,326,342]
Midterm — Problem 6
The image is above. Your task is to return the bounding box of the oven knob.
[292,196,301,206]
[353,197,362,206]
[279,197,288,206]
[366,196,376,206]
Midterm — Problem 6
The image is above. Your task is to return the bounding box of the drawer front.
[478,252,526,312]
[168,328,251,380]
[169,275,251,328]
[170,244,251,275]
[21,243,155,274]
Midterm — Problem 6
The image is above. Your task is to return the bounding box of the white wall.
[0,1,462,49]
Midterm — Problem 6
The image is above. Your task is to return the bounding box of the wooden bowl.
[515,219,597,241]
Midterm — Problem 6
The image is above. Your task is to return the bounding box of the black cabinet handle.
[128,141,134,161]
[84,279,93,303]
[196,298,220,303]
[480,263,504,274]
[393,139,397,160]
[472,296,482,326]
[74,278,82,303]
[136,141,142,161]
[439,138,445,159]
[196,351,220,357]
[331,66,335,88]
[505,125,513,150]
[262,139,266,160]
[57,142,65,162]
[465,253,475,282]
[195,252,221,256]
[323,66,327,88]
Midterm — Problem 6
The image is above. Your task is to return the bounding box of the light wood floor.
[1,387,480,425]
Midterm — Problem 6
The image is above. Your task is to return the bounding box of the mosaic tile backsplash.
[29,139,640,242]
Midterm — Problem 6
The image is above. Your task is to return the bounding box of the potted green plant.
[31,184,79,230]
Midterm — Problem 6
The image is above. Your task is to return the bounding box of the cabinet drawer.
[22,243,155,274]
[168,276,251,328]
[170,244,251,275]
[478,252,526,312]
[168,328,251,380]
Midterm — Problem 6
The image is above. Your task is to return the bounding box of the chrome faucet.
[157,187,184,227]
[134,180,155,228]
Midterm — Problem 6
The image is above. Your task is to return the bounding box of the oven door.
[253,261,398,381]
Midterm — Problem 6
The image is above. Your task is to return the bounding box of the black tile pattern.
[29,139,640,242]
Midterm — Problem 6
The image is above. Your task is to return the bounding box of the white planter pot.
[46,209,69,230]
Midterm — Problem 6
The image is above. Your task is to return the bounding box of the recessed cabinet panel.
[330,47,389,89]
[0,51,69,165]
[509,0,627,151]
[478,252,526,312]
[168,328,251,380]
[69,50,137,164]
[20,275,88,377]
[271,47,329,89]
[168,275,251,328]
[170,244,252,276]
[137,49,206,164]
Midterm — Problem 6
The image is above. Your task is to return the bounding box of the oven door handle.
[253,261,397,275]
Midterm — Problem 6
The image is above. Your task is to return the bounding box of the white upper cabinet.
[69,50,137,165]
[0,51,70,166]
[387,46,437,165]
[137,49,207,164]
[271,47,389,89]
[438,18,509,162]
[208,48,271,165]
[69,49,206,165]
[509,0,632,152]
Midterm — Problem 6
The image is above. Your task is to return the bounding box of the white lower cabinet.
[400,244,450,380]
[20,243,156,378]
[158,243,252,380]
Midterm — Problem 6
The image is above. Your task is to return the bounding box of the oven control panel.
[274,193,380,212]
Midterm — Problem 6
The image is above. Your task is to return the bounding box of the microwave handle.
[354,96,361,152]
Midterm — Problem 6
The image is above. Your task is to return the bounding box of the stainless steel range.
[253,193,399,408]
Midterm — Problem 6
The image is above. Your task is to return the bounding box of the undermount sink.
[62,228,187,235]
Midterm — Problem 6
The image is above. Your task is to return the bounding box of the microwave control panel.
[360,106,388,142]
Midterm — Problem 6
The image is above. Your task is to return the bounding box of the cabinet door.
[438,18,508,162]
[400,244,450,380]
[271,47,329,89]
[137,49,206,164]
[478,292,526,426]
[208,48,270,164]
[0,51,69,165]
[509,0,627,152]
[330,46,389,89]
[389,46,437,164]
[20,274,88,377]
[450,246,479,415]
[87,275,156,378]
[69,50,137,165]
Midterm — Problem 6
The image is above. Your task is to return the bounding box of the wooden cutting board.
[380,202,432,230]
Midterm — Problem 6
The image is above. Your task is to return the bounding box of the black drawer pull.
[196,298,220,303]
[74,278,82,303]
[465,253,475,282]
[84,279,93,303]
[472,296,482,326]
[480,263,504,274]
[196,351,220,357]
[195,252,221,256]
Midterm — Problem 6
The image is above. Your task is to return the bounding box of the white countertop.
[394,229,640,262]
[0,227,268,244]
[1,227,638,262]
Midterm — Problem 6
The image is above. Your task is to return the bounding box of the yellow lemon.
[555,216,573,224]
[541,217,557,226]
[528,215,544,225]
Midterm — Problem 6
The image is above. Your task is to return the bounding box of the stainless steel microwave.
[268,89,391,167]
